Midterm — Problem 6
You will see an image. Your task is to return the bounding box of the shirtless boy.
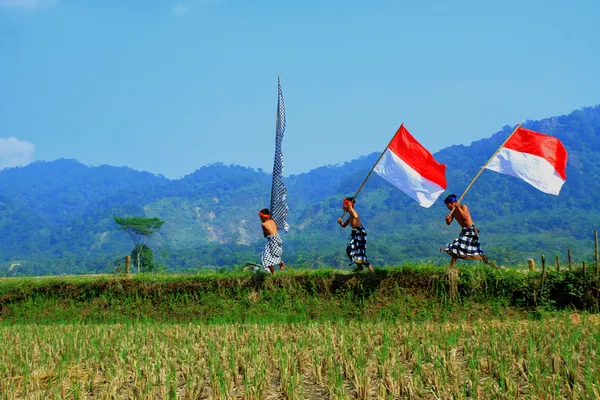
[259,208,284,274]
[337,197,374,272]
[441,194,489,267]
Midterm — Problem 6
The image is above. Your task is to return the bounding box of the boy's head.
[258,208,271,221]
[342,197,355,211]
[444,194,458,210]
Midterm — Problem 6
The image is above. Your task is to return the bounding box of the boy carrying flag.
[337,197,374,272]
[441,194,489,267]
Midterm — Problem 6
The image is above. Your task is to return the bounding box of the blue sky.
[1,0,599,178]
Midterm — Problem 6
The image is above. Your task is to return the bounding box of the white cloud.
[172,4,186,15]
[0,0,55,9]
[0,137,35,170]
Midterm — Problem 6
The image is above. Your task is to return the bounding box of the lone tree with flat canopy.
[113,216,165,273]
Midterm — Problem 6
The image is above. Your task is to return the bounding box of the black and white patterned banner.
[270,77,289,232]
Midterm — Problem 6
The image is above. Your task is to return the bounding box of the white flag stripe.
[374,148,446,208]
[486,147,566,195]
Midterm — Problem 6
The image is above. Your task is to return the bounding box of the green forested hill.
[1,105,599,275]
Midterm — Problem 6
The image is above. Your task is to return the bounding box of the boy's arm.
[261,223,268,237]
[454,204,469,219]
[348,205,359,220]
[445,213,453,225]
[337,218,349,228]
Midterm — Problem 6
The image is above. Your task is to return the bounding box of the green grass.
[1,264,598,325]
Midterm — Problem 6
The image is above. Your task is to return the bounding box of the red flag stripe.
[503,127,567,180]
[387,125,447,189]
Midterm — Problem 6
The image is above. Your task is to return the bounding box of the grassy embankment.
[1,264,598,324]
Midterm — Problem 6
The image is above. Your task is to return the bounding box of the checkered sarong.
[346,225,368,264]
[444,225,485,260]
[261,233,283,269]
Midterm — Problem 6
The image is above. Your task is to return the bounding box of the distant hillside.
[1,105,599,276]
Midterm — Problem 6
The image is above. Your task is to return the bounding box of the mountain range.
[1,105,599,276]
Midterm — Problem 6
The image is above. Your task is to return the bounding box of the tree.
[131,244,154,272]
[113,216,165,273]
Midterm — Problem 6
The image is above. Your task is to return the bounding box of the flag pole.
[339,123,404,219]
[450,123,523,215]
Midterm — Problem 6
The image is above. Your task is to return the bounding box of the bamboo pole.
[449,124,523,215]
[339,123,404,219]
[567,248,572,269]
[582,260,586,274]
[555,256,560,272]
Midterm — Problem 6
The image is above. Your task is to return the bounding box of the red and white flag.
[485,126,568,195]
[373,125,447,208]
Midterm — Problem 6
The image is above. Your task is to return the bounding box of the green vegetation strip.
[1,265,598,324]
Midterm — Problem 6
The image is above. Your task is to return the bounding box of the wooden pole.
[567,248,572,269]
[595,229,599,276]
[582,260,586,275]
[125,255,131,275]
[540,255,546,297]
[449,124,523,216]
[555,256,560,272]
[339,124,404,219]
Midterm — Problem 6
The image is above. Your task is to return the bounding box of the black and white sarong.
[261,233,283,269]
[443,225,485,260]
[346,225,369,265]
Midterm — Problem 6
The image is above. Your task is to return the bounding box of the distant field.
[1,314,599,398]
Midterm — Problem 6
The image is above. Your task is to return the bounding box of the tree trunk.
[137,249,141,273]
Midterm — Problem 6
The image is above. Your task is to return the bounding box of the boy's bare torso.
[348,213,362,229]
[338,205,362,229]
[262,219,278,237]
[446,204,474,228]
